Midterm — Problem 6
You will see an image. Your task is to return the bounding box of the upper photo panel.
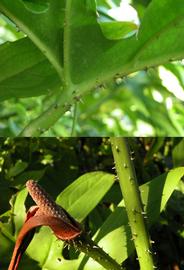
[0,0,184,136]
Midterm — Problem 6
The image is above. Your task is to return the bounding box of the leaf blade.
[56,171,115,222]
[0,38,61,100]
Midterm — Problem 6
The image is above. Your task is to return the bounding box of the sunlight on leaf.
[97,0,139,40]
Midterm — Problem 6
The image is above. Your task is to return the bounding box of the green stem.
[72,232,124,270]
[110,138,155,270]
[19,80,92,137]
[19,87,72,136]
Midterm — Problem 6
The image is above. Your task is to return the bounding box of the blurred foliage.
[0,0,184,136]
[0,138,184,269]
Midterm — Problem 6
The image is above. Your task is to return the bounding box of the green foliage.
[0,138,184,269]
[0,1,184,135]
[56,172,115,222]
[0,38,61,101]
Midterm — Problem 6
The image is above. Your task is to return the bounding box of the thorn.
[116,146,120,152]
[54,103,58,109]
[146,249,152,254]
[150,240,155,244]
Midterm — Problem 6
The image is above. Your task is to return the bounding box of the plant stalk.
[110,137,155,270]
[19,87,72,136]
[72,232,124,270]
[19,81,90,137]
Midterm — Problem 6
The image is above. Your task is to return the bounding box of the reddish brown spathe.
[8,180,82,270]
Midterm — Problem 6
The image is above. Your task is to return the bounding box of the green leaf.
[172,139,184,167]
[67,0,184,86]
[12,188,27,236]
[86,0,96,12]
[0,0,64,78]
[56,171,115,222]
[97,1,139,40]
[0,227,13,267]
[80,167,184,269]
[0,38,61,100]
[7,160,28,178]
[99,21,138,40]
[27,227,57,268]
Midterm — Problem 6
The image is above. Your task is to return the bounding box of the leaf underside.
[0,0,183,100]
